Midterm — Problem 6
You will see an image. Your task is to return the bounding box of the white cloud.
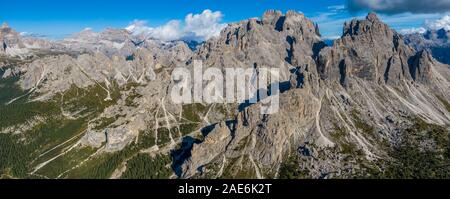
[322,35,342,40]
[327,5,346,12]
[19,31,49,38]
[125,20,152,35]
[399,27,427,34]
[149,20,184,41]
[400,15,450,34]
[125,9,227,42]
[425,15,450,30]
[184,9,227,41]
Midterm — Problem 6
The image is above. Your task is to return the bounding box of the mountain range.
[404,28,450,65]
[1,10,449,179]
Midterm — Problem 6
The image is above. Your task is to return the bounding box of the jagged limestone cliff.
[1,11,449,179]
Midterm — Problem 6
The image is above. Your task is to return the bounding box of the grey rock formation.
[178,11,450,179]
[18,42,191,99]
[181,122,233,178]
[0,22,29,57]
[1,11,449,179]
[192,10,324,83]
[318,13,417,85]
[1,68,13,78]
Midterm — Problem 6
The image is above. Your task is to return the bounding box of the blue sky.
[1,0,449,39]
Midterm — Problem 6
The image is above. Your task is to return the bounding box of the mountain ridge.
[405,28,450,65]
[1,10,450,179]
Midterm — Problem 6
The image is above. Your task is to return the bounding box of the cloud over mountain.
[425,15,450,30]
[348,0,450,14]
[400,15,450,34]
[125,9,227,42]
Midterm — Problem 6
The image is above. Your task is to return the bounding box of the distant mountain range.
[404,28,450,65]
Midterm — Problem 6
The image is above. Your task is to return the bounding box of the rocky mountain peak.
[262,9,283,26]
[404,28,450,65]
[69,28,99,41]
[424,28,450,41]
[343,12,390,38]
[261,10,312,33]
[366,12,380,22]
[409,49,435,83]
[286,10,304,17]
[1,22,9,29]
[99,28,132,43]
[319,12,430,86]
[1,23,15,34]
[0,24,26,55]
[194,10,323,83]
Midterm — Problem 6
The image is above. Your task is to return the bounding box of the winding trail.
[31,141,82,174]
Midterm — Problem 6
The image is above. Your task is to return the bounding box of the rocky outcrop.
[409,50,434,83]
[181,122,233,178]
[2,68,12,78]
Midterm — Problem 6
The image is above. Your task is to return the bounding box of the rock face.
[181,122,233,178]
[1,11,449,179]
[318,13,418,85]
[193,10,324,83]
[0,23,28,57]
[177,11,450,179]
